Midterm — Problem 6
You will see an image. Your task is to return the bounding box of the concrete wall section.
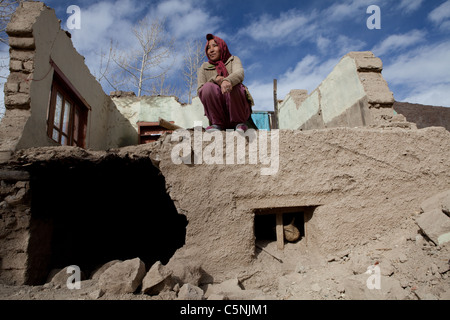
[109,95,209,147]
[107,95,139,148]
[319,56,366,124]
[138,96,208,129]
[278,90,322,130]
[279,51,395,130]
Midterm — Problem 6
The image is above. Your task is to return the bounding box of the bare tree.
[0,0,22,44]
[1,0,23,76]
[183,39,206,104]
[1,1,22,119]
[107,18,175,97]
[94,39,126,92]
[150,72,182,97]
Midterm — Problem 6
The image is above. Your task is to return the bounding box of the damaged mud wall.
[394,101,450,132]
[0,146,187,285]
[0,169,31,285]
[278,51,395,130]
[155,127,450,283]
[0,2,135,162]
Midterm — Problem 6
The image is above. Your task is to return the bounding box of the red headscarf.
[205,34,231,77]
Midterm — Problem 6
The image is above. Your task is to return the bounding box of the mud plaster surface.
[0,126,449,300]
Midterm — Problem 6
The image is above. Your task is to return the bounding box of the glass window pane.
[61,135,68,146]
[52,128,59,142]
[63,101,71,134]
[54,92,63,128]
[73,108,79,142]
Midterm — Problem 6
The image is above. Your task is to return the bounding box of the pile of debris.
[0,187,448,300]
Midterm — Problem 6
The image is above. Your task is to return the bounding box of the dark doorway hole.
[26,156,187,285]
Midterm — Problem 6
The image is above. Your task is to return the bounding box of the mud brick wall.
[394,101,450,132]
[0,170,31,285]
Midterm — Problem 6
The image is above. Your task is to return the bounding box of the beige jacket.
[197,56,254,106]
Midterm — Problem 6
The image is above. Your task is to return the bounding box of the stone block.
[10,50,35,62]
[98,258,146,295]
[19,81,30,94]
[416,208,450,246]
[141,261,173,295]
[23,60,34,72]
[9,37,35,50]
[5,93,30,107]
[4,82,19,94]
[90,260,121,280]
[347,52,383,71]
[358,72,394,105]
[48,266,87,287]
[421,189,450,214]
[9,60,23,71]
[6,2,45,37]
[176,283,204,300]
[1,252,27,269]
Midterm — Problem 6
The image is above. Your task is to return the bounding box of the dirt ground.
[0,207,448,301]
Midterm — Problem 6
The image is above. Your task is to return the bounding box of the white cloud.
[334,35,366,56]
[154,0,218,39]
[371,30,427,56]
[62,0,218,96]
[0,46,10,119]
[247,55,339,111]
[383,41,450,106]
[383,41,450,85]
[398,0,424,13]
[70,0,143,52]
[68,0,145,85]
[428,0,450,24]
[316,36,332,54]
[239,9,318,46]
[324,0,375,21]
[400,83,450,107]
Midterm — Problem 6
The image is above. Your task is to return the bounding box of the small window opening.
[254,206,315,251]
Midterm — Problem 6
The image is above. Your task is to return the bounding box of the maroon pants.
[199,82,251,129]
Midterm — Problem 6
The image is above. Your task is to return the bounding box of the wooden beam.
[0,170,30,181]
[276,213,284,250]
[158,117,182,130]
[273,79,279,129]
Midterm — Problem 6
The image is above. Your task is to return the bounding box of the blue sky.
[2,0,450,112]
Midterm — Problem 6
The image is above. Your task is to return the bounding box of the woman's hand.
[221,80,232,94]
[215,75,224,85]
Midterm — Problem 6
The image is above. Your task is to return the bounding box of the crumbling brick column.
[346,51,395,125]
[0,2,45,285]
[0,2,45,163]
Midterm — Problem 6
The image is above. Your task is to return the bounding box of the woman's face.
[207,39,220,61]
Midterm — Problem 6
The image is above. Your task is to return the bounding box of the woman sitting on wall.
[197,33,254,133]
